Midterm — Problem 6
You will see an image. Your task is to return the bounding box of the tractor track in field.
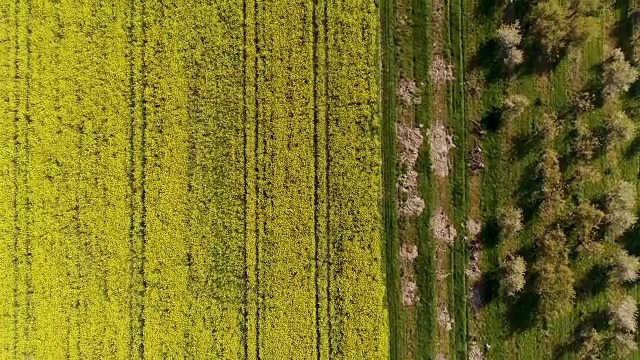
[323,0,332,356]
[125,0,136,356]
[242,0,249,357]
[380,0,399,354]
[126,0,137,356]
[125,0,148,357]
[138,0,149,357]
[449,0,469,355]
[253,0,261,356]
[312,0,321,357]
[23,0,33,353]
[11,0,20,356]
[184,50,199,359]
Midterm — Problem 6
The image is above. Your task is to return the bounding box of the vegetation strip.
[312,0,322,356]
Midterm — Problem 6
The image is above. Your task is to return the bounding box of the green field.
[0,0,387,358]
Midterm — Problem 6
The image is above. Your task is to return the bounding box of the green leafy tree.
[537,147,566,225]
[578,328,601,360]
[574,201,605,242]
[572,117,599,160]
[568,15,599,45]
[530,1,569,61]
[535,229,575,321]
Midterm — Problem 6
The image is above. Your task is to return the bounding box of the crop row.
[325,0,388,358]
[251,0,318,356]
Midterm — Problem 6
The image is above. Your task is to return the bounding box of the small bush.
[611,332,636,357]
[568,0,600,17]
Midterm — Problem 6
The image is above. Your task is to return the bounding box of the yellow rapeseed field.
[0,0,387,358]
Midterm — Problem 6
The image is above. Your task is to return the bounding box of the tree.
[572,92,595,114]
[571,165,601,186]
[498,205,523,239]
[539,112,559,145]
[612,249,640,284]
[497,21,524,68]
[603,109,635,146]
[605,181,637,239]
[578,328,601,360]
[609,295,637,333]
[537,147,566,225]
[568,16,599,45]
[602,48,638,100]
[502,94,530,121]
[501,255,526,297]
[535,229,575,320]
[568,0,600,17]
[611,332,636,357]
[530,1,569,61]
[574,201,605,242]
[572,117,599,160]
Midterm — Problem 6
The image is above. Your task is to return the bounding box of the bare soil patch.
[402,278,418,306]
[431,207,457,245]
[398,77,422,107]
[437,306,453,332]
[429,55,454,86]
[397,123,423,168]
[400,244,418,262]
[428,122,455,178]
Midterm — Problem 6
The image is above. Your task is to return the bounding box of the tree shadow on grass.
[506,274,538,335]
[481,105,503,133]
[623,135,640,160]
[470,39,503,84]
[480,217,500,249]
[477,0,502,18]
[510,130,542,162]
[575,263,611,301]
[619,216,640,256]
[514,162,542,224]
[516,38,568,78]
[481,266,501,307]
[552,310,608,360]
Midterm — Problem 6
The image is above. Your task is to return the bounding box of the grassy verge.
[446,0,470,356]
